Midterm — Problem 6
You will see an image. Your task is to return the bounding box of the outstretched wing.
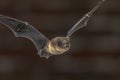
[0,15,52,58]
[67,0,105,38]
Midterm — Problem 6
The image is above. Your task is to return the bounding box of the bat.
[0,0,105,59]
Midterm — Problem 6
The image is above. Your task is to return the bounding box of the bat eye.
[57,40,69,49]
[58,41,63,48]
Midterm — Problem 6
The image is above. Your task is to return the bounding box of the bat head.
[46,37,70,55]
[57,37,70,49]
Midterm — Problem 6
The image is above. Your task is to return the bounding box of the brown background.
[0,0,120,80]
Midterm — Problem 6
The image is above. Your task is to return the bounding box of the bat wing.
[0,15,52,58]
[67,0,105,38]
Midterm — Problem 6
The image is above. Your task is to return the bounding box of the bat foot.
[38,49,52,59]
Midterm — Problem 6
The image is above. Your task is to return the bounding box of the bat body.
[0,0,105,59]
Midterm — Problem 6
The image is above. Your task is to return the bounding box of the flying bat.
[0,0,105,59]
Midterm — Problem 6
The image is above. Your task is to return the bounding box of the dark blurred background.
[0,0,120,80]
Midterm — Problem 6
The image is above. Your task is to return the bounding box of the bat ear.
[38,49,52,59]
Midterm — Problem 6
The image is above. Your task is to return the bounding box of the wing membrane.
[0,15,51,58]
[67,0,105,38]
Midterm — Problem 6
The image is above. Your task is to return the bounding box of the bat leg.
[38,49,51,59]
